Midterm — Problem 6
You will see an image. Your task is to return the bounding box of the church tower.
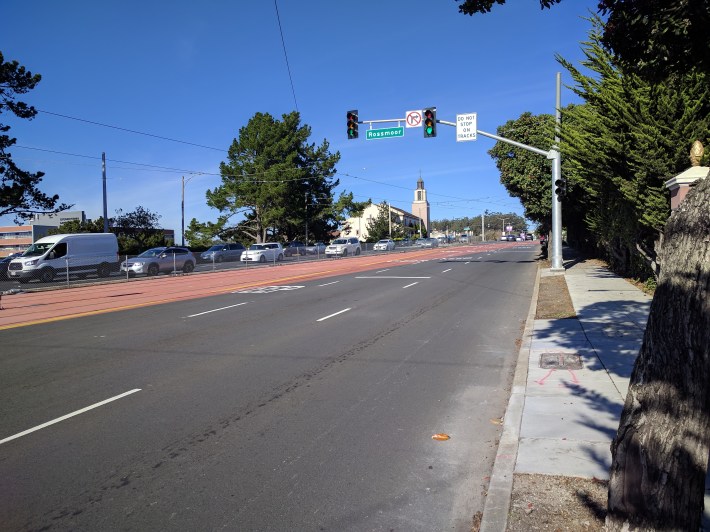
[411,176,430,234]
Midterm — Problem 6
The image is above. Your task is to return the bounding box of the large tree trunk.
[607,176,710,530]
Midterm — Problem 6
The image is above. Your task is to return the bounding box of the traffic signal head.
[423,108,437,138]
[554,178,567,200]
[347,110,359,139]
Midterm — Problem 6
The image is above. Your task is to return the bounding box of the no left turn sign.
[405,110,422,128]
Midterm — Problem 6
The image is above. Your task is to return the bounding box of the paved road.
[0,243,538,531]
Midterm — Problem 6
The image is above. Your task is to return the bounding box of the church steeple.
[411,174,430,234]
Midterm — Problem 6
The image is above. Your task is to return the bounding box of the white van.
[8,233,119,283]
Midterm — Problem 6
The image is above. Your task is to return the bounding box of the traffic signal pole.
[348,74,564,270]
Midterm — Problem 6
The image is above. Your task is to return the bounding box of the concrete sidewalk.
[481,253,653,531]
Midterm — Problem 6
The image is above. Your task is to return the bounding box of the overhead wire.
[274,0,299,113]
[14,144,513,209]
[37,109,226,152]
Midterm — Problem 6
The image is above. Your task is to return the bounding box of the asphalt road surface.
[0,244,538,531]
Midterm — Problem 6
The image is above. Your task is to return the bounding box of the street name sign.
[456,113,477,142]
[366,127,404,140]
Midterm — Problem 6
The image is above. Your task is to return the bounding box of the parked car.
[241,242,284,263]
[0,253,22,281]
[283,241,307,257]
[307,242,327,255]
[416,238,439,248]
[506,234,517,242]
[325,237,361,257]
[200,242,245,263]
[121,246,196,276]
[373,239,395,251]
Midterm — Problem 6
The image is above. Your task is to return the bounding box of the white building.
[338,179,432,241]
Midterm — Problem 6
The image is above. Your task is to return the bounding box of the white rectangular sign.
[405,110,423,128]
[456,113,477,142]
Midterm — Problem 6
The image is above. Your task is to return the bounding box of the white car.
[240,242,284,263]
[325,237,361,257]
[373,239,395,251]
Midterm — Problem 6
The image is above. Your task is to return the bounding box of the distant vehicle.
[307,242,327,255]
[326,237,361,257]
[0,253,22,281]
[241,243,284,263]
[373,239,395,251]
[8,233,119,283]
[506,235,517,242]
[500,235,509,241]
[283,241,308,257]
[416,238,439,248]
[459,235,469,243]
[200,242,245,263]
[121,246,196,276]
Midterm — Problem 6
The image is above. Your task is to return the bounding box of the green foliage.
[112,206,168,255]
[432,211,527,240]
[599,0,710,82]
[0,52,71,221]
[209,111,341,244]
[487,113,555,227]
[457,1,710,83]
[557,16,710,276]
[46,218,106,236]
[365,203,406,242]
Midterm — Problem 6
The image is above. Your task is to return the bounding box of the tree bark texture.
[607,176,710,530]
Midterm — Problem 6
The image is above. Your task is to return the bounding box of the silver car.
[373,239,395,251]
[200,242,245,263]
[121,246,196,276]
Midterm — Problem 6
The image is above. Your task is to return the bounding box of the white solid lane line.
[442,268,452,273]
[355,276,431,279]
[402,282,419,289]
[318,280,340,287]
[187,302,248,318]
[317,308,351,322]
[0,389,142,446]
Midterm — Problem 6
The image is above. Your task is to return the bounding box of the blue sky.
[2,0,600,238]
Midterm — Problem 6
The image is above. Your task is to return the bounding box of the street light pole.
[181,175,195,246]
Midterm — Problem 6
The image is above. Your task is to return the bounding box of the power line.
[274,0,299,113]
[37,109,226,152]
[13,145,515,207]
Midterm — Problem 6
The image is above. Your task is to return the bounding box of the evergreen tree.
[365,203,405,242]
[558,16,710,277]
[0,52,70,221]
[208,111,340,243]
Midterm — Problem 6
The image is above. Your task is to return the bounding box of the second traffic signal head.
[347,110,359,139]
[423,108,437,138]
[554,178,567,200]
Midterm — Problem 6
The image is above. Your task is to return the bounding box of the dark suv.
[283,241,307,257]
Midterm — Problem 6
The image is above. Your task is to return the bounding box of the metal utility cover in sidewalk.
[539,352,583,370]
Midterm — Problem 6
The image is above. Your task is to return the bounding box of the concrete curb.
[480,261,541,531]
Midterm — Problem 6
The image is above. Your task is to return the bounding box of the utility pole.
[181,176,186,246]
[388,201,392,238]
[481,212,485,241]
[102,152,108,233]
[305,192,308,244]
